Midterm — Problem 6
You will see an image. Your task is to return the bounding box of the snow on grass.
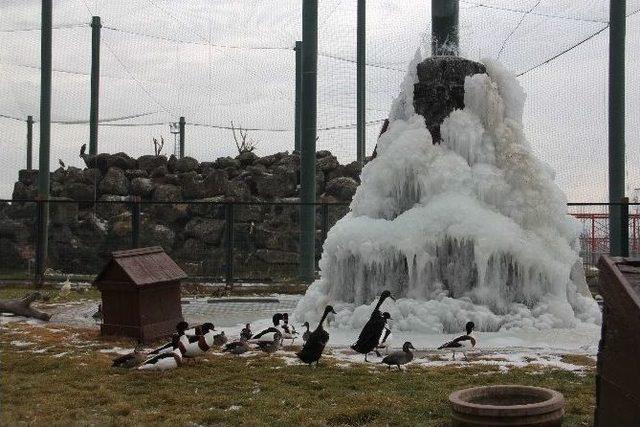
[10,340,34,347]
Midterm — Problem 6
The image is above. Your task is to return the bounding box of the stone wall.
[1,150,357,278]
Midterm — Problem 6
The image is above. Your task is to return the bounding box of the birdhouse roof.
[94,246,187,286]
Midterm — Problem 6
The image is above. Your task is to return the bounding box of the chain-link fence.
[0,199,349,284]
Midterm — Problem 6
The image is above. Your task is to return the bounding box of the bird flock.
[112,290,476,372]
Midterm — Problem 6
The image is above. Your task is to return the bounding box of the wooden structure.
[595,256,640,426]
[94,246,186,343]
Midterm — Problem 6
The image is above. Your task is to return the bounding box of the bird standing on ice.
[240,323,252,341]
[351,290,395,362]
[148,321,189,355]
[375,312,392,356]
[438,321,476,361]
[296,305,337,366]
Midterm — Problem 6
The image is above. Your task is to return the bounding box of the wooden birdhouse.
[94,246,187,343]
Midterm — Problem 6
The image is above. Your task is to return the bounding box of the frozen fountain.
[295,53,601,333]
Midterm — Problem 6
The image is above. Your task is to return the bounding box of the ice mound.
[295,57,601,333]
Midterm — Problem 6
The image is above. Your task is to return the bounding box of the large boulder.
[225,180,251,201]
[254,225,298,252]
[140,222,175,251]
[151,184,187,223]
[175,156,199,173]
[153,184,182,202]
[125,169,148,180]
[137,155,168,172]
[12,182,36,200]
[173,238,207,261]
[130,177,153,198]
[324,177,358,201]
[96,195,129,220]
[50,197,79,225]
[18,169,39,186]
[255,249,298,265]
[214,156,240,169]
[256,152,287,168]
[0,237,28,269]
[108,152,137,170]
[188,196,226,219]
[236,151,258,167]
[255,173,296,198]
[80,168,102,185]
[99,167,129,196]
[62,182,95,201]
[180,172,207,200]
[316,154,339,172]
[0,218,29,242]
[184,217,225,245]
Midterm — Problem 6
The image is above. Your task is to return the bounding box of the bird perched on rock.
[438,321,476,361]
[296,305,337,366]
[351,290,395,362]
[138,335,184,371]
[240,323,252,341]
[112,343,146,369]
[58,159,65,169]
[381,341,415,371]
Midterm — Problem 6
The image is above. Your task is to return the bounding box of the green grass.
[0,323,595,426]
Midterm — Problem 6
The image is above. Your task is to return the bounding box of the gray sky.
[0,0,639,203]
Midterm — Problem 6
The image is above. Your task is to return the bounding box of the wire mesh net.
[1,0,639,202]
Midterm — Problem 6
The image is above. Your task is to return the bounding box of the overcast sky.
[0,0,639,203]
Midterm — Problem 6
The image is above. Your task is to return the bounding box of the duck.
[59,275,72,297]
[281,313,298,344]
[92,304,102,323]
[296,305,337,366]
[112,343,147,369]
[254,329,282,354]
[351,290,395,362]
[138,335,184,371]
[223,337,250,355]
[381,341,415,371]
[375,312,393,356]
[251,313,284,343]
[301,322,310,343]
[240,323,252,341]
[213,331,228,346]
[148,321,190,355]
[182,322,216,358]
[437,321,476,361]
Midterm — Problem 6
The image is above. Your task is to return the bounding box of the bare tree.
[231,121,258,154]
[153,136,165,156]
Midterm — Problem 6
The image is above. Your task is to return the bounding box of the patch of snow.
[225,405,242,412]
[10,340,34,347]
[52,351,69,358]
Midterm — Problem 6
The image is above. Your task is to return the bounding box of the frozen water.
[295,58,601,334]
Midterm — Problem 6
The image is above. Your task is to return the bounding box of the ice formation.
[295,57,601,333]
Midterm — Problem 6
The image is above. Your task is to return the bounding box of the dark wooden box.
[94,246,187,343]
[595,256,640,427]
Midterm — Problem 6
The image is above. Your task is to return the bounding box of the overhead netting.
[0,0,639,201]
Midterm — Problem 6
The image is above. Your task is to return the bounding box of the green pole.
[299,0,318,282]
[89,16,101,155]
[179,116,185,158]
[431,0,459,56]
[26,115,33,170]
[356,0,366,166]
[294,41,303,153]
[36,0,52,285]
[608,0,626,256]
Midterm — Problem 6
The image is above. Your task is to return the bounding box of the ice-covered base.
[295,57,601,333]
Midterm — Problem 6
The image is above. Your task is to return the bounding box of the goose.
[296,305,337,366]
[301,322,310,343]
[351,290,395,361]
[381,341,415,371]
[375,312,393,356]
[112,343,146,369]
[254,329,282,354]
[148,321,190,355]
[223,338,250,355]
[182,322,216,357]
[213,331,228,346]
[138,335,184,371]
[438,321,476,361]
[240,323,252,341]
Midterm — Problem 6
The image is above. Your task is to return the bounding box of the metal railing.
[1,199,637,284]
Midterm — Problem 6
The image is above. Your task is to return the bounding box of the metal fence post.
[608,0,626,256]
[294,41,303,153]
[89,16,101,155]
[35,0,52,286]
[299,0,318,282]
[431,0,459,56]
[179,116,186,159]
[621,197,629,257]
[26,115,33,170]
[225,203,234,288]
[131,199,141,249]
[356,0,366,166]
[321,203,329,244]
